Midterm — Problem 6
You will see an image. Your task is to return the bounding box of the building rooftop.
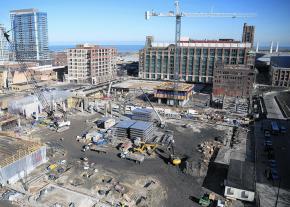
[275,91,290,119]
[271,56,290,68]
[0,135,41,168]
[226,159,255,192]
[112,79,164,91]
[150,40,251,48]
[115,120,136,129]
[180,39,240,44]
[130,121,153,131]
[70,44,116,50]
[154,82,194,92]
[10,8,39,14]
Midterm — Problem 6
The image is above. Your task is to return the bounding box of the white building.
[0,24,9,63]
[224,159,255,202]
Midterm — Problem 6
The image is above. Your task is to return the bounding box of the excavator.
[168,140,181,166]
[2,30,69,130]
[133,142,159,155]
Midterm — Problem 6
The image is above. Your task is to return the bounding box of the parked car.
[264,130,271,138]
[280,126,287,134]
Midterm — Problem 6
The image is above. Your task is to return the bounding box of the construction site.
[3,0,289,207]
[0,68,256,207]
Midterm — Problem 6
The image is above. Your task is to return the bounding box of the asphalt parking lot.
[33,113,227,207]
[255,119,290,207]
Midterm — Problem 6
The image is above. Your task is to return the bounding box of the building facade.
[139,24,255,84]
[270,56,290,88]
[213,64,255,98]
[67,44,117,84]
[154,82,193,106]
[10,9,50,64]
[139,39,254,84]
[0,24,9,63]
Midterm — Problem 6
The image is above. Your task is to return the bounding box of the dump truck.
[119,151,145,164]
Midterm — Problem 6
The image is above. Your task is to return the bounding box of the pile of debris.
[197,140,223,164]
[183,139,223,178]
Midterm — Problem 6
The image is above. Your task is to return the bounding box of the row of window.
[146,48,246,57]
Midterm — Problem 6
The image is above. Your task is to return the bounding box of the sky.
[0,0,290,46]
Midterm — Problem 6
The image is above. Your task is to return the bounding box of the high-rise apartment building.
[67,44,117,84]
[0,24,9,63]
[10,9,50,64]
[242,23,255,47]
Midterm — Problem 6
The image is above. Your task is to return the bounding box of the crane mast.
[145,0,255,106]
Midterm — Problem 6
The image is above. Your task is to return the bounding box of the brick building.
[139,23,255,84]
[213,64,255,98]
[242,23,255,47]
[67,44,117,84]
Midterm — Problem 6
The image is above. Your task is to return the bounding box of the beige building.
[271,56,290,88]
[67,44,117,84]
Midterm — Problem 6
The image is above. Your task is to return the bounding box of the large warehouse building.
[0,135,47,185]
[139,23,255,83]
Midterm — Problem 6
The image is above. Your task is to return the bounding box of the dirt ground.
[27,112,230,207]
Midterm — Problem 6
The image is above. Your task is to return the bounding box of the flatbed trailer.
[90,145,108,153]
[120,152,145,164]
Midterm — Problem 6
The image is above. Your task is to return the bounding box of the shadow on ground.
[202,162,228,196]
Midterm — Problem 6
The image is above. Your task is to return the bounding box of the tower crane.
[145,0,256,105]
[1,30,69,129]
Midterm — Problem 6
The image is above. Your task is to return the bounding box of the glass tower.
[10,9,50,64]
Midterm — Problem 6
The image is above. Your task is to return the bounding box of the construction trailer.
[224,159,255,202]
[154,82,194,106]
[97,117,116,129]
[0,135,47,185]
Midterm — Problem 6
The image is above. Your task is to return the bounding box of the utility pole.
[145,0,255,106]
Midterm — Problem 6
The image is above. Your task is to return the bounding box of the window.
[241,191,249,199]
[226,188,234,195]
